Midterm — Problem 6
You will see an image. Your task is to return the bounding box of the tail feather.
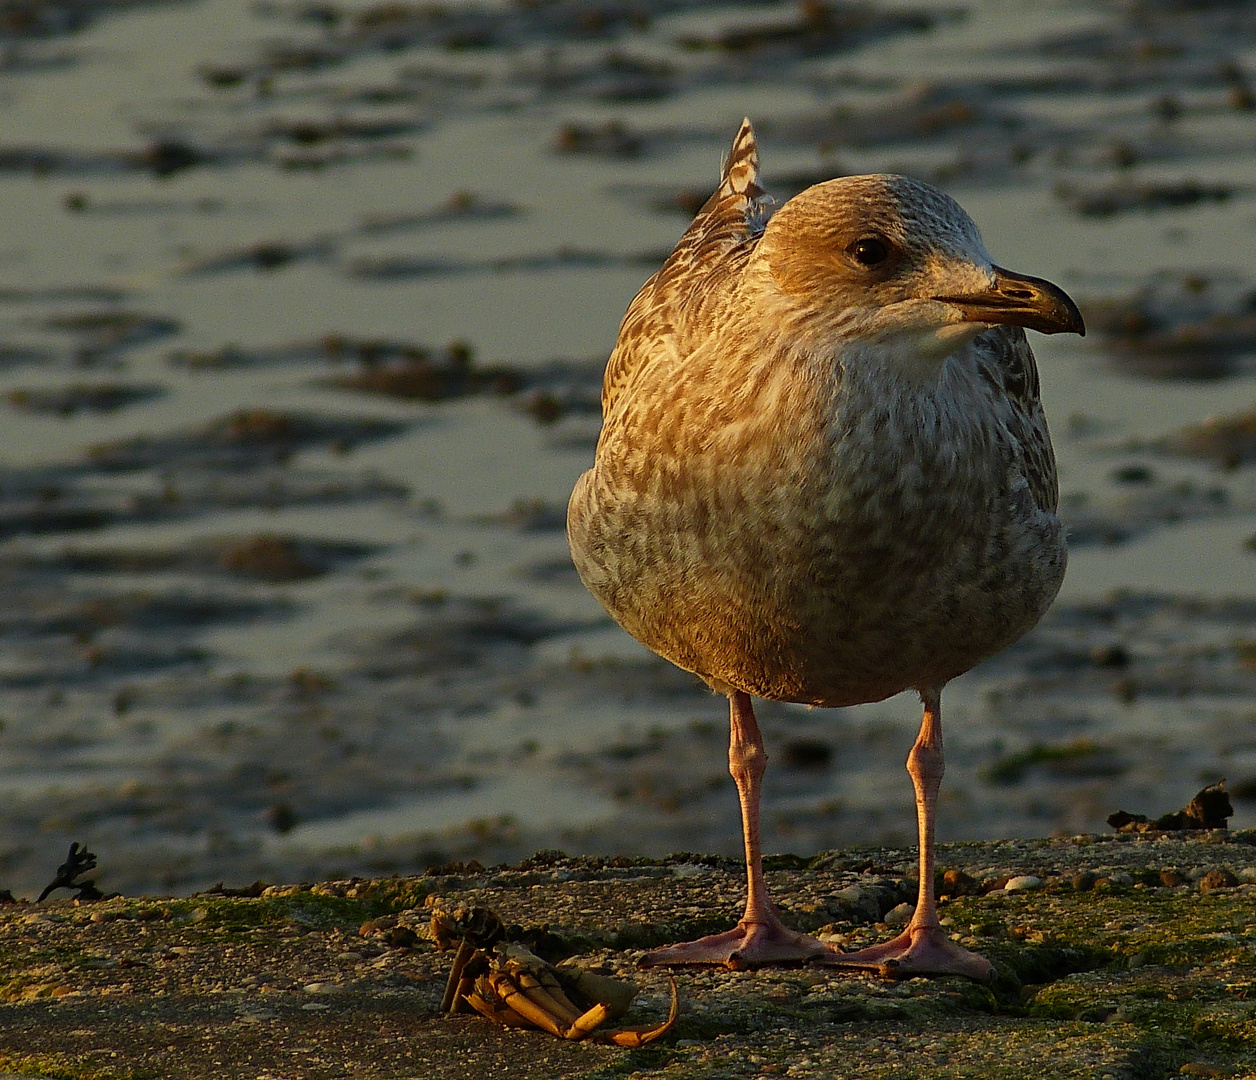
[719,117,764,202]
[599,119,768,416]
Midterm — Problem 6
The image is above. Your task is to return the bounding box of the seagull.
[567,118,1084,980]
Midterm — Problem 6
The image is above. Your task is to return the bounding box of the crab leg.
[487,972,572,1037]
[465,990,533,1028]
[508,967,585,1029]
[451,973,475,1012]
[440,940,474,1013]
[605,978,680,1047]
[518,964,585,1026]
[570,1003,614,1038]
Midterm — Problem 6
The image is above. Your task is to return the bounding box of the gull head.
[757,173,1084,367]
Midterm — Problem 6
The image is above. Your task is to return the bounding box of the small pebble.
[1199,868,1238,892]
[1180,1064,1225,1078]
[883,902,914,927]
[830,884,879,921]
[940,868,978,896]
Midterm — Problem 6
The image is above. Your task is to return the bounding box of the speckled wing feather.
[974,325,1059,514]
[600,118,769,415]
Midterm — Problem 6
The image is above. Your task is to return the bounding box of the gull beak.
[936,266,1086,337]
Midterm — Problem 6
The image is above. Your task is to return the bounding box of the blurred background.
[1,0,1255,897]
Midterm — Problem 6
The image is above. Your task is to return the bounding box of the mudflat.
[1,0,1256,968]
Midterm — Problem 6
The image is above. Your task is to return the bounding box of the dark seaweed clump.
[1086,272,1256,380]
[322,339,522,402]
[1108,781,1233,833]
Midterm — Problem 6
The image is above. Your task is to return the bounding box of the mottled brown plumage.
[568,119,1085,977]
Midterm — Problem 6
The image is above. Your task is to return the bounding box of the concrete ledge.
[2,832,1255,1079]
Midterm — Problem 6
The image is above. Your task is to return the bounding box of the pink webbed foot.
[640,916,838,971]
[820,924,994,982]
[640,693,843,971]
[811,688,994,984]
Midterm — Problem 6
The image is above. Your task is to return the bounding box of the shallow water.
[1,0,1255,896]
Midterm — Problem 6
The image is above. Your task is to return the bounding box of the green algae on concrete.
[1,834,1256,1078]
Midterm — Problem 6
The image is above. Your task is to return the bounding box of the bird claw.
[819,925,995,983]
[639,918,838,970]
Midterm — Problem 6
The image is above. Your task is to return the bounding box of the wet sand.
[1,0,1256,898]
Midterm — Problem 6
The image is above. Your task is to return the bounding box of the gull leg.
[640,691,834,969]
[821,687,993,981]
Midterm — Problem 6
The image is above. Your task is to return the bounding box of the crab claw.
[604,977,680,1047]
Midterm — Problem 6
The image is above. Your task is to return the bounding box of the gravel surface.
[4,833,1256,1078]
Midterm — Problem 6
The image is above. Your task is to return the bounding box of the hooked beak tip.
[939,266,1085,337]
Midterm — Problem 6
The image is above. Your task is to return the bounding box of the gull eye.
[848,236,890,268]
